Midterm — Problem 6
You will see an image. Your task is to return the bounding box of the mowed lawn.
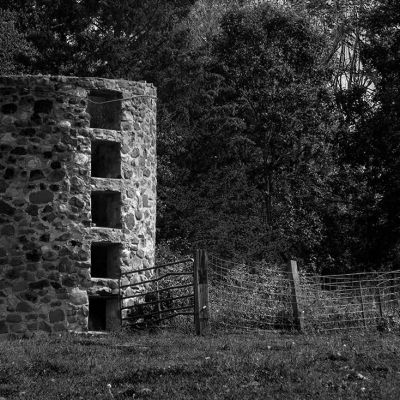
[0,330,399,400]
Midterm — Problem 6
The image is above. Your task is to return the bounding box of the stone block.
[10,323,25,333]
[21,290,39,302]
[0,224,15,236]
[41,246,58,261]
[38,321,52,333]
[6,314,22,323]
[23,330,34,338]
[29,170,45,181]
[125,213,135,230]
[0,320,8,334]
[67,315,77,323]
[2,103,17,114]
[108,280,118,290]
[27,322,38,331]
[29,190,54,204]
[49,309,65,323]
[53,322,66,331]
[12,281,28,292]
[40,295,51,304]
[136,249,144,259]
[29,279,50,290]
[0,200,15,215]
[70,288,88,305]
[62,275,77,287]
[16,302,34,313]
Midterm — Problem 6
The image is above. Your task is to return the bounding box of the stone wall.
[0,75,156,337]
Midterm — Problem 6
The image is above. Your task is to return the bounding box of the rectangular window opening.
[88,297,120,331]
[91,140,121,178]
[87,89,122,130]
[91,242,121,279]
[91,191,121,229]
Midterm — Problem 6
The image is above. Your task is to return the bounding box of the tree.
[0,0,194,78]
[0,10,36,74]
[289,0,376,92]
[163,3,341,263]
[340,0,400,270]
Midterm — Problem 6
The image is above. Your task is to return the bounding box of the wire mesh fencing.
[209,255,294,332]
[300,270,400,332]
[208,254,400,333]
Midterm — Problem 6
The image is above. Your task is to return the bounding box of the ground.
[0,330,399,399]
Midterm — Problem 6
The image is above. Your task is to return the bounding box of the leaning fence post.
[155,268,162,322]
[376,286,383,319]
[390,272,399,308]
[359,281,367,328]
[194,249,209,335]
[194,251,200,334]
[287,260,304,332]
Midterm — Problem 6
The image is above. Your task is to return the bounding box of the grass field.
[0,330,399,400]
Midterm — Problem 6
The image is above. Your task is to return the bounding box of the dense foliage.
[0,0,194,78]
[0,9,36,74]
[161,5,340,264]
[340,0,400,270]
[1,0,399,272]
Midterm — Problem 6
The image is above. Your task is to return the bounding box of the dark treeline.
[1,0,399,273]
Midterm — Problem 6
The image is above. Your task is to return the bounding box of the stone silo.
[0,76,156,337]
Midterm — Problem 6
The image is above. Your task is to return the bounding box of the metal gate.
[119,258,195,329]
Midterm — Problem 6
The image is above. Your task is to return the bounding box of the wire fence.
[208,254,400,333]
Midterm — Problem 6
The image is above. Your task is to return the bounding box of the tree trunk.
[263,131,273,231]
[264,172,273,229]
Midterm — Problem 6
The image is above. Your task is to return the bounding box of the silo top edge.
[0,75,156,95]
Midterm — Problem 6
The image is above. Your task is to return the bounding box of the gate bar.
[155,312,194,322]
[122,304,194,320]
[121,283,193,300]
[120,258,194,276]
[120,272,193,288]
[121,293,194,310]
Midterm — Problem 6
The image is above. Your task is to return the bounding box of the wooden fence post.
[194,249,209,335]
[287,260,304,332]
[155,268,162,322]
[390,272,399,308]
[194,251,200,334]
[359,281,367,328]
[376,286,383,319]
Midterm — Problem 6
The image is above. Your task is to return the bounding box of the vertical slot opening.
[91,191,121,228]
[91,140,121,178]
[91,242,121,278]
[88,297,106,331]
[88,297,121,331]
[87,89,122,130]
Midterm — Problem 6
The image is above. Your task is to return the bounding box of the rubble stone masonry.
[0,76,156,337]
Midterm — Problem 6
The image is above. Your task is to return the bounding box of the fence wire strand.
[208,254,400,333]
